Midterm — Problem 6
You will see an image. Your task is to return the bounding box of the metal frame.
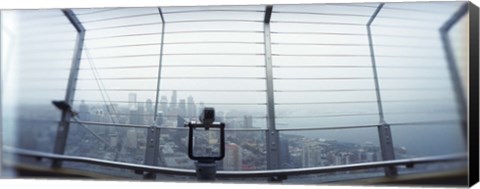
[52,9,85,168]
[153,7,166,122]
[0,10,3,176]
[38,4,469,181]
[5,146,467,179]
[439,3,468,142]
[263,6,281,180]
[366,3,397,177]
[143,8,166,179]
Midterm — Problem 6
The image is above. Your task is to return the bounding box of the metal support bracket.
[263,5,282,182]
[366,3,397,177]
[153,7,165,122]
[377,122,397,176]
[439,3,468,143]
[143,125,161,179]
[52,9,85,168]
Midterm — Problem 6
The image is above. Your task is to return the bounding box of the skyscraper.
[160,96,168,114]
[170,90,177,110]
[156,111,164,126]
[243,115,253,128]
[78,100,90,121]
[177,115,185,128]
[128,93,137,111]
[145,99,153,114]
[136,102,145,125]
[187,96,197,120]
[279,138,291,168]
[178,99,186,118]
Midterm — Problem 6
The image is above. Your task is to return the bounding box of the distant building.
[137,102,145,125]
[129,108,140,125]
[146,99,153,114]
[187,96,197,120]
[177,115,185,128]
[170,90,177,110]
[243,115,253,128]
[224,143,243,170]
[128,93,137,111]
[160,96,168,113]
[178,99,186,118]
[366,152,375,162]
[279,138,291,168]
[78,100,90,121]
[302,144,322,167]
[156,111,164,126]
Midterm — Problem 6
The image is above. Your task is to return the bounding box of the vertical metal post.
[52,9,85,168]
[467,3,479,186]
[143,7,165,179]
[144,126,161,179]
[439,3,468,143]
[153,7,166,122]
[366,3,397,177]
[263,5,281,181]
[0,10,3,176]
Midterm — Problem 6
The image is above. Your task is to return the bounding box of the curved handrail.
[4,146,467,179]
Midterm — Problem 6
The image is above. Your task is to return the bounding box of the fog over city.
[1,2,468,177]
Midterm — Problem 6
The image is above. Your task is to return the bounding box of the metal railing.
[3,2,469,182]
[4,146,468,179]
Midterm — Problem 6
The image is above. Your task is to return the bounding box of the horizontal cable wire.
[86,41,263,50]
[88,112,267,119]
[379,5,452,15]
[162,9,265,14]
[325,3,453,15]
[274,88,450,92]
[73,99,266,105]
[165,30,263,34]
[88,20,262,31]
[271,42,440,49]
[166,19,263,24]
[273,76,447,80]
[87,21,162,30]
[77,76,266,80]
[78,64,264,70]
[271,20,364,26]
[271,31,438,39]
[272,21,437,30]
[86,30,263,40]
[273,65,445,69]
[277,119,460,131]
[275,98,452,105]
[272,54,443,59]
[81,53,264,59]
[275,112,379,118]
[80,13,158,23]
[275,109,456,119]
[74,8,124,16]
[272,10,441,22]
[272,11,371,18]
[75,88,266,92]
[68,120,268,131]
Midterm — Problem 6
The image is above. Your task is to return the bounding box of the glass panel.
[191,127,221,158]
[65,123,147,164]
[2,10,77,153]
[279,127,382,169]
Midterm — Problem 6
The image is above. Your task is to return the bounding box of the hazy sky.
[2,2,467,156]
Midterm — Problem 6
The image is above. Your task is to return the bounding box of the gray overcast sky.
[2,2,467,155]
